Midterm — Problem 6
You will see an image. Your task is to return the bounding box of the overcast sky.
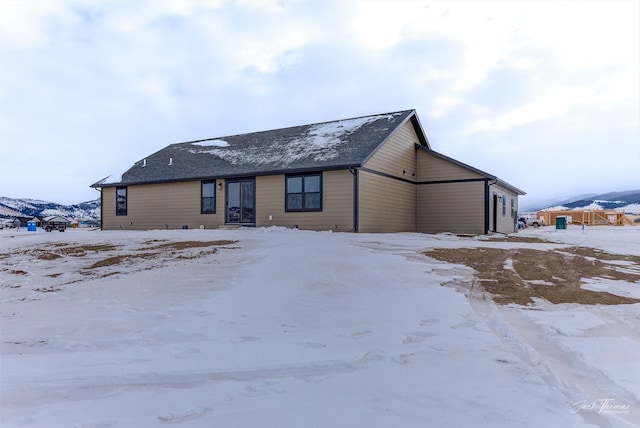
[1,0,638,207]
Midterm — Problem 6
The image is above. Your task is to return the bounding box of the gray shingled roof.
[93,109,420,187]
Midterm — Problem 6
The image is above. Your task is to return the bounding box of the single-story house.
[91,109,525,234]
[5,216,31,228]
[42,216,71,227]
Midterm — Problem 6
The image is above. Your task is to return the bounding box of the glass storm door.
[226,179,255,224]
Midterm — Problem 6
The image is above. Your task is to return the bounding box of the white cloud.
[467,84,600,133]
[513,1,639,70]
[350,1,428,50]
[0,0,637,205]
[0,0,76,48]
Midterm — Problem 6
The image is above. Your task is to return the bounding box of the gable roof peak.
[303,108,416,127]
[92,109,419,188]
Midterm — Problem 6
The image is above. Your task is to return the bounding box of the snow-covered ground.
[1,225,639,427]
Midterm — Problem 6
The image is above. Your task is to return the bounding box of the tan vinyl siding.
[489,183,519,234]
[102,187,115,229]
[416,149,484,182]
[359,170,416,233]
[363,121,419,182]
[358,120,419,232]
[417,181,485,234]
[101,181,225,230]
[255,169,353,231]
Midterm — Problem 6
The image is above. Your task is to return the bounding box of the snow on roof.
[94,164,134,186]
[191,139,229,148]
[187,114,397,165]
[43,215,70,222]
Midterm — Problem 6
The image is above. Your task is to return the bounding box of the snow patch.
[580,277,640,299]
[191,139,229,148]
[187,113,398,165]
[503,258,515,271]
[525,279,556,286]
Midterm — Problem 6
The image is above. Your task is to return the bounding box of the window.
[502,196,506,216]
[286,173,322,212]
[510,199,515,218]
[116,187,127,216]
[201,180,216,214]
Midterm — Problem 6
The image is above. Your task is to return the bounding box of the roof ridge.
[301,108,415,128]
[172,109,415,146]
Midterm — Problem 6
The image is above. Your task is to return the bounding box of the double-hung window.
[116,186,127,216]
[201,180,216,214]
[510,199,515,218]
[286,173,322,212]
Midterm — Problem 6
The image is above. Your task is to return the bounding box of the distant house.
[91,110,524,234]
[42,216,71,227]
[7,216,31,228]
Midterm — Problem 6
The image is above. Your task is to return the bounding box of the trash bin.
[27,221,37,232]
[556,216,567,230]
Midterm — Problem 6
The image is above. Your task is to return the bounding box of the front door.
[226,178,255,225]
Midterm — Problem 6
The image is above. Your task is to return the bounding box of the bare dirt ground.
[426,239,640,305]
[0,240,237,293]
[4,234,639,307]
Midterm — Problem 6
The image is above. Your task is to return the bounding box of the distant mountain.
[524,190,640,213]
[0,197,100,221]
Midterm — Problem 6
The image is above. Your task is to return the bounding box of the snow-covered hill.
[0,197,100,220]
[523,189,640,213]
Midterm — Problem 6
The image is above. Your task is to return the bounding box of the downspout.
[349,167,359,233]
[101,189,104,231]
